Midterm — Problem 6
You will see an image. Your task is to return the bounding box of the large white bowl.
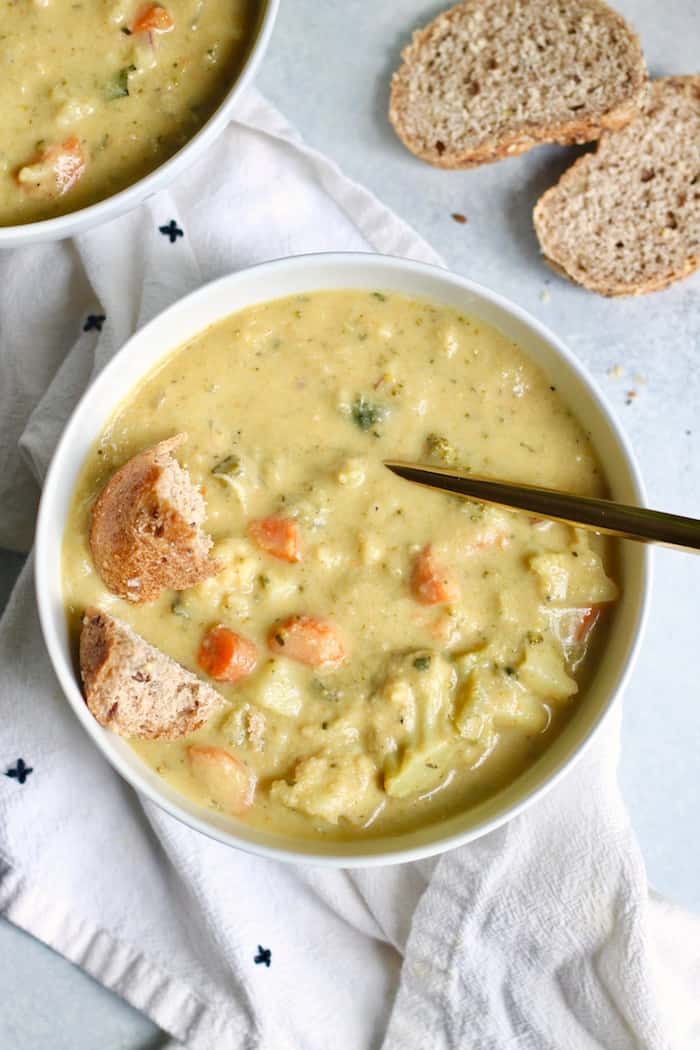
[0,0,278,249]
[35,253,651,866]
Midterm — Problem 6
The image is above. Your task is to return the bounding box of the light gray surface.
[1,1,698,1047]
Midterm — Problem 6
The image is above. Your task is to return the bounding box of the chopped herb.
[425,432,457,466]
[105,65,136,100]
[211,454,241,477]
[258,574,270,589]
[503,666,517,677]
[371,291,387,302]
[315,680,340,702]
[526,631,544,646]
[274,633,285,646]
[351,396,386,432]
[425,762,438,769]
[171,598,191,619]
[413,655,432,671]
[121,26,132,34]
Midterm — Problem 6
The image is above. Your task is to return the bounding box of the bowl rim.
[35,251,652,867]
[0,0,279,247]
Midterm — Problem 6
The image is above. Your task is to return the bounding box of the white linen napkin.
[1,89,698,1050]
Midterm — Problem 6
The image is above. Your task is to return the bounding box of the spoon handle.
[384,461,700,553]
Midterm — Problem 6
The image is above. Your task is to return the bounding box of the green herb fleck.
[351,396,386,432]
[371,291,387,302]
[105,66,135,100]
[425,432,458,466]
[211,454,241,477]
[171,599,191,620]
[121,26,132,35]
[413,655,432,671]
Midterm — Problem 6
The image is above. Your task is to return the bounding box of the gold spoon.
[384,461,700,553]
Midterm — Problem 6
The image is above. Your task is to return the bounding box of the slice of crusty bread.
[534,76,700,296]
[89,433,220,604]
[80,607,223,739]
[389,0,646,169]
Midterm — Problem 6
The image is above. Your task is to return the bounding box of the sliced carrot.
[16,136,85,198]
[575,605,602,642]
[197,625,257,683]
[268,615,345,668]
[132,4,174,33]
[248,516,300,563]
[187,746,255,815]
[411,544,459,606]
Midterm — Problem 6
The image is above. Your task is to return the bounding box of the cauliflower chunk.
[271,750,379,824]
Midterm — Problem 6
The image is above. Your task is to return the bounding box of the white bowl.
[0,0,278,249]
[36,253,651,866]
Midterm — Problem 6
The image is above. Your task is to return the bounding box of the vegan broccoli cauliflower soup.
[0,0,256,226]
[62,290,619,840]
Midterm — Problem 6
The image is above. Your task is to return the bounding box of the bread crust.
[389,0,646,169]
[89,433,220,604]
[534,75,700,296]
[80,607,223,739]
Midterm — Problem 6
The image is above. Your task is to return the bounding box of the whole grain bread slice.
[389,0,646,169]
[534,76,700,296]
[80,607,223,739]
[90,433,220,604]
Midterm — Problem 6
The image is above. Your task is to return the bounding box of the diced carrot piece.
[16,136,85,198]
[197,625,257,683]
[411,545,459,606]
[268,615,345,668]
[132,4,174,33]
[248,516,300,563]
[187,746,255,815]
[575,605,601,642]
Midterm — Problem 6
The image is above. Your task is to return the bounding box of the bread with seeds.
[534,76,700,296]
[80,607,223,739]
[389,0,646,169]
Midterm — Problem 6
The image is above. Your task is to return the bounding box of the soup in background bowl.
[36,254,650,865]
[0,0,277,246]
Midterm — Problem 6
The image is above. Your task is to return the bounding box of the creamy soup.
[0,0,256,226]
[62,291,619,840]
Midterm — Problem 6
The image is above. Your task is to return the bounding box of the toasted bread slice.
[89,434,220,604]
[80,607,223,739]
[389,0,646,169]
[534,76,700,296]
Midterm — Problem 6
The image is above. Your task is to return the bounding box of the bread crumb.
[607,364,623,378]
[625,390,637,405]
[451,213,467,224]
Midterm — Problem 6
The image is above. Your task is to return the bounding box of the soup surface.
[63,290,619,840]
[0,0,256,226]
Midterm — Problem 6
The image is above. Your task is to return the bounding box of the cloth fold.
[1,89,698,1050]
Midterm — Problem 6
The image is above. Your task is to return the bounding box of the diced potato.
[384,740,453,799]
[517,641,578,702]
[530,545,618,606]
[270,750,380,824]
[253,659,303,717]
[454,666,547,739]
